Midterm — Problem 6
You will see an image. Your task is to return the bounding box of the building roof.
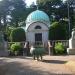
[26,10,50,24]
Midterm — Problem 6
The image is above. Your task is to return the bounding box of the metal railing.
[7,40,69,49]
[7,42,26,50]
[48,40,69,55]
[50,40,69,48]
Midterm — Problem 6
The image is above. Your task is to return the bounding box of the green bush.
[6,26,15,42]
[54,42,65,54]
[49,21,67,40]
[34,47,45,56]
[10,43,23,55]
[30,46,45,60]
[10,28,26,42]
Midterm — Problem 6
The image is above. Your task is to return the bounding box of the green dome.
[26,10,50,24]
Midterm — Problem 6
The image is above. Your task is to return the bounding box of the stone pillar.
[67,29,75,54]
[48,41,53,55]
[0,32,8,56]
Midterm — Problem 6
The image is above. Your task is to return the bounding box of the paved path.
[0,55,75,75]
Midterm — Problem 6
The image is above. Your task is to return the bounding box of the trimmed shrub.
[10,28,26,42]
[30,46,45,60]
[49,21,67,40]
[35,47,45,56]
[54,42,65,54]
[6,26,15,42]
[10,43,23,56]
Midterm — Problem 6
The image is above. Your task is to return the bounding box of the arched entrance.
[35,33,42,42]
[26,22,49,45]
[25,10,50,46]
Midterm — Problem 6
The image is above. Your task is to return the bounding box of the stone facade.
[25,10,50,46]
[26,22,49,45]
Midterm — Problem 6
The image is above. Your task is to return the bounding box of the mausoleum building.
[25,10,50,45]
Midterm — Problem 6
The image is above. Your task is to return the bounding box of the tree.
[37,0,62,17]
[10,0,26,27]
[49,21,68,40]
[66,0,75,31]
[10,28,26,42]
[0,0,27,29]
[37,0,74,35]
[0,0,11,30]
[30,2,37,9]
[37,0,73,22]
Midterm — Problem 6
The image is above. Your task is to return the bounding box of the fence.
[50,40,69,48]
[48,40,69,55]
[6,40,69,55]
[7,40,69,51]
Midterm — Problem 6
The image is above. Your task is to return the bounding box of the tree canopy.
[0,0,26,30]
[0,0,75,40]
[49,21,68,40]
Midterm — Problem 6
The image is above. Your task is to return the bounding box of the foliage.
[0,0,26,29]
[37,0,63,18]
[54,42,65,54]
[10,0,26,27]
[37,0,74,33]
[37,0,73,20]
[10,43,22,55]
[33,47,44,56]
[0,0,74,34]
[37,0,62,8]
[49,21,68,40]
[6,26,15,41]
[30,46,45,60]
[0,0,12,30]
[10,28,26,42]
[30,46,45,56]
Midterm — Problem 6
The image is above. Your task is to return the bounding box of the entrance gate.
[35,33,42,45]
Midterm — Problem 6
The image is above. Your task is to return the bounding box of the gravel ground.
[0,55,75,75]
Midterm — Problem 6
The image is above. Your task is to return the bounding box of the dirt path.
[0,55,75,75]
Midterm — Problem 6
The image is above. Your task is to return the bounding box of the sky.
[25,0,66,6]
[26,0,36,6]
[0,0,66,6]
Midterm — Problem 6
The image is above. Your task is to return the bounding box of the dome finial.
[36,4,39,10]
[26,10,50,24]
[37,6,38,10]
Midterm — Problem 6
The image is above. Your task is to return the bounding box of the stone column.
[48,41,53,55]
[0,32,8,56]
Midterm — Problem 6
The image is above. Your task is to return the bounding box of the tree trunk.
[15,19,19,27]
[0,17,2,31]
[3,15,7,30]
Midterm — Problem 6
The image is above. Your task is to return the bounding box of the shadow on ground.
[7,56,33,60]
[42,60,67,64]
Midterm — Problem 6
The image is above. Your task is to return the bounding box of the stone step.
[67,48,75,55]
